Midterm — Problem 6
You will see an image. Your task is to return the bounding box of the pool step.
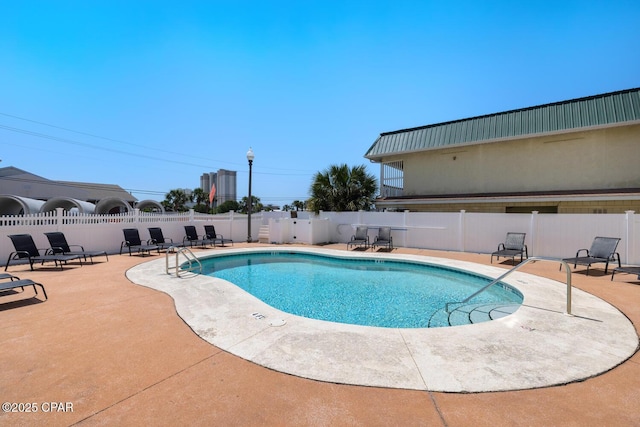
[428,302,521,328]
[258,225,270,243]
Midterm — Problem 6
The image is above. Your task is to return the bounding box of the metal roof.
[365,88,640,160]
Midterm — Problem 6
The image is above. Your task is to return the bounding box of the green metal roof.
[365,88,640,160]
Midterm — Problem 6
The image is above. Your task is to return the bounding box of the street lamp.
[246,147,254,243]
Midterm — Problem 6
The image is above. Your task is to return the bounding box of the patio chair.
[347,226,369,250]
[491,232,528,265]
[119,229,160,256]
[44,231,108,264]
[183,225,210,248]
[371,227,393,251]
[562,236,621,275]
[204,225,233,247]
[0,273,48,301]
[148,227,182,251]
[5,234,83,271]
[610,265,640,281]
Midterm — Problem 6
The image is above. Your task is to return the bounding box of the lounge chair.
[0,273,48,301]
[371,227,393,251]
[183,225,210,248]
[204,225,233,247]
[44,231,108,264]
[119,229,160,256]
[611,265,640,281]
[5,234,83,271]
[491,232,528,265]
[347,226,369,250]
[562,236,621,275]
[148,227,182,251]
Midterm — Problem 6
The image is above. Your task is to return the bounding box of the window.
[506,206,558,214]
[381,161,403,197]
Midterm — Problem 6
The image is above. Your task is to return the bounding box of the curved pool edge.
[126,247,639,393]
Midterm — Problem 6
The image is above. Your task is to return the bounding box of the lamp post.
[246,147,254,243]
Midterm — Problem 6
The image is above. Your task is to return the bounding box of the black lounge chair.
[611,265,640,281]
[183,225,210,248]
[204,225,233,247]
[371,227,393,251]
[44,232,108,264]
[5,234,82,271]
[562,236,621,275]
[148,227,182,251]
[347,226,369,250]
[119,229,160,256]
[0,273,48,301]
[491,232,528,265]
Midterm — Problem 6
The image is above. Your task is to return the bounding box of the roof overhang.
[375,189,640,207]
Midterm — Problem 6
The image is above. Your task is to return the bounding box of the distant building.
[0,166,164,215]
[200,169,237,207]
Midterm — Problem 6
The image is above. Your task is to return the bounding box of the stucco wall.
[401,124,640,196]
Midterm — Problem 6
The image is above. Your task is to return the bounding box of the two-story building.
[366,88,640,213]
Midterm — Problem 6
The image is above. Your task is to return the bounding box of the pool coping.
[126,247,639,392]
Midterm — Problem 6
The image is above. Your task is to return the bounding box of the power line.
[0,112,247,168]
[0,124,234,171]
[0,112,317,174]
[1,124,314,176]
[0,112,316,202]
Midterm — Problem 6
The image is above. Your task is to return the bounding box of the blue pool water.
[201,252,522,328]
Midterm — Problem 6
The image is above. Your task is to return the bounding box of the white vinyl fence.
[1,208,639,265]
[0,208,262,264]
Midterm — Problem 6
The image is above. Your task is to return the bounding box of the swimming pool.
[127,246,639,391]
[201,252,523,328]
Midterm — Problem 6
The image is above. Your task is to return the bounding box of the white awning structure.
[40,197,96,214]
[95,197,132,214]
[0,195,45,215]
[136,199,165,213]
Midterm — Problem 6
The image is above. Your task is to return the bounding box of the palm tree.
[308,164,378,213]
[191,188,207,206]
[162,189,190,212]
[292,200,305,211]
[239,195,263,214]
[191,188,209,213]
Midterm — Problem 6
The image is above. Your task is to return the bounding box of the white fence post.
[459,210,466,252]
[403,210,409,248]
[56,207,64,229]
[529,211,539,257]
[625,210,635,264]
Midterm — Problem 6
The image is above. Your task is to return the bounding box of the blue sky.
[2,1,639,207]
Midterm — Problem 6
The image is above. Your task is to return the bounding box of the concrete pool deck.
[1,243,639,426]
[127,247,637,393]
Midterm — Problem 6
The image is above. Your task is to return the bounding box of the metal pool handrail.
[165,246,202,277]
[445,257,572,315]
